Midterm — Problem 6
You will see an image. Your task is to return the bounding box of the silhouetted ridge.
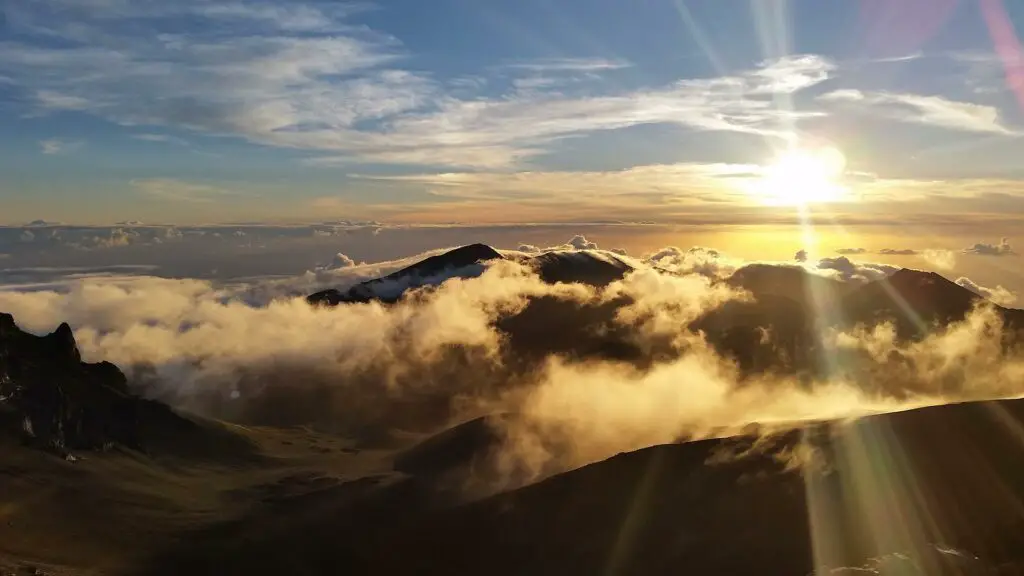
[394,415,507,478]
[727,263,848,310]
[841,268,989,337]
[404,243,504,275]
[0,313,193,455]
[530,250,631,286]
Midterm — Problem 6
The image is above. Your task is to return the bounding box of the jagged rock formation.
[0,312,191,455]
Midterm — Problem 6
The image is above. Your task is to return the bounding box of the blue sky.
[2,0,1024,225]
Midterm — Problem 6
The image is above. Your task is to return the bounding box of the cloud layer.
[2,239,1022,489]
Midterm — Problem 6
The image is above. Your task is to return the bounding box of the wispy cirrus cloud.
[39,139,82,154]
[500,57,633,73]
[351,163,762,203]
[950,51,1023,96]
[818,89,1018,134]
[130,178,243,204]
[34,90,93,111]
[131,133,189,146]
[0,0,836,170]
[303,55,834,168]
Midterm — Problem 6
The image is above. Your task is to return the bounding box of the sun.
[755,146,848,206]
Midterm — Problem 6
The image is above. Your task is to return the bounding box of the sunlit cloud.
[500,57,633,72]
[352,163,761,202]
[955,276,1018,306]
[818,89,1019,134]
[963,237,1016,256]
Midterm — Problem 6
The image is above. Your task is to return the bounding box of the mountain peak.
[308,244,505,306]
[887,267,947,283]
[883,268,976,300]
[413,243,503,274]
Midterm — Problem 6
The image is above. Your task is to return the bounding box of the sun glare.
[756,146,848,206]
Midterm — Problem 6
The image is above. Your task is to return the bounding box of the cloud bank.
[1,239,1021,489]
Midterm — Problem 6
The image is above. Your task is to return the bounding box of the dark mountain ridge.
[703,264,1023,374]
[842,268,1024,336]
[0,312,245,460]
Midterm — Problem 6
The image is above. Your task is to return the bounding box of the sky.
[1,0,1023,225]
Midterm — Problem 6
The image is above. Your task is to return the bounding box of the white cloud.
[83,227,140,249]
[955,277,1017,307]
[819,89,1017,134]
[35,90,93,110]
[748,54,835,94]
[567,235,598,250]
[645,246,737,278]
[330,253,356,269]
[963,237,1015,256]
[502,57,633,73]
[921,249,957,270]
[814,256,899,283]
[190,2,367,32]
[39,139,82,154]
[131,133,188,146]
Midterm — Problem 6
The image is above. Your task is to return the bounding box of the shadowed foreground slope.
[140,399,1024,576]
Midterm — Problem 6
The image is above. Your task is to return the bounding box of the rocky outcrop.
[0,312,190,455]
